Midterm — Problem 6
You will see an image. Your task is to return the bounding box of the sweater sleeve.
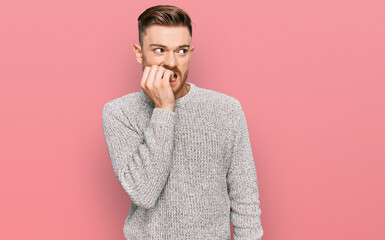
[102,101,176,209]
[227,100,264,240]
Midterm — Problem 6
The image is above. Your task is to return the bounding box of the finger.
[154,66,165,87]
[140,66,151,90]
[146,65,159,89]
[162,69,173,83]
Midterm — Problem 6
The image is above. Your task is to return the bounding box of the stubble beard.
[140,56,189,98]
[173,68,189,97]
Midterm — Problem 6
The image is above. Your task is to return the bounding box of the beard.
[140,57,190,98]
[172,68,189,96]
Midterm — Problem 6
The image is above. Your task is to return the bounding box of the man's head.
[133,5,194,96]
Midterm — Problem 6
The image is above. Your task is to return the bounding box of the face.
[133,25,194,98]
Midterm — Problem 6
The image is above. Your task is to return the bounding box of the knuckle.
[153,81,161,88]
[157,81,165,88]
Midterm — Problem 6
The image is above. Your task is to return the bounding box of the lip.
[169,73,179,84]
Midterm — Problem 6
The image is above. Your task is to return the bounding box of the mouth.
[170,73,178,83]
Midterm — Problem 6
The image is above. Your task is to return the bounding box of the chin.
[172,80,184,95]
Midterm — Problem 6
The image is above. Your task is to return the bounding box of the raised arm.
[227,100,264,240]
[102,101,175,209]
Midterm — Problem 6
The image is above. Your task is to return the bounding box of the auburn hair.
[137,5,192,46]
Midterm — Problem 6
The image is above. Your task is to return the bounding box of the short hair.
[137,5,192,46]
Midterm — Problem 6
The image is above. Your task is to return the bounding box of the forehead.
[143,25,191,47]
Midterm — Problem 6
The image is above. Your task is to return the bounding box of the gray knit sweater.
[102,82,263,240]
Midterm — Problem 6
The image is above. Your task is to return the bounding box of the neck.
[175,83,190,99]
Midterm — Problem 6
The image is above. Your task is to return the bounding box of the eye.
[179,49,188,54]
[154,48,163,53]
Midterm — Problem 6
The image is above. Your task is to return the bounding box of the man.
[102,5,264,240]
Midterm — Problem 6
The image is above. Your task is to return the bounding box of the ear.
[133,43,143,64]
[190,46,195,55]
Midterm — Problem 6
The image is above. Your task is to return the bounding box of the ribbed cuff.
[151,107,176,124]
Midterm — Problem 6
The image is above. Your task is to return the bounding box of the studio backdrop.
[1,0,384,239]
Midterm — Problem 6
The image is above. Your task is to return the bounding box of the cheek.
[144,59,161,66]
[180,63,189,72]
[142,54,163,65]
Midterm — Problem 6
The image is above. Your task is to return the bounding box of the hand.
[140,65,175,111]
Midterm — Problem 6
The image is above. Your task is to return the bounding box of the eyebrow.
[149,44,190,48]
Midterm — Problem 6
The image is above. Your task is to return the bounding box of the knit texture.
[102,82,263,240]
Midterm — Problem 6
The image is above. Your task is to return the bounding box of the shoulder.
[197,86,242,110]
[102,91,144,118]
[195,86,245,128]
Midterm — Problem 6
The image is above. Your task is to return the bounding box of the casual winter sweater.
[101,82,264,240]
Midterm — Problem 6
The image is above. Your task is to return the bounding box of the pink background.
[1,0,384,239]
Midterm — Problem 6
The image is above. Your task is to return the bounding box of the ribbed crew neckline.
[140,82,197,108]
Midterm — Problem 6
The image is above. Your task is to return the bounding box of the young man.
[102,5,264,240]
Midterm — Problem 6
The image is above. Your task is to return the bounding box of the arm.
[227,100,264,240]
[102,101,175,209]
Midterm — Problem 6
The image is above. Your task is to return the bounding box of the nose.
[162,51,178,68]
